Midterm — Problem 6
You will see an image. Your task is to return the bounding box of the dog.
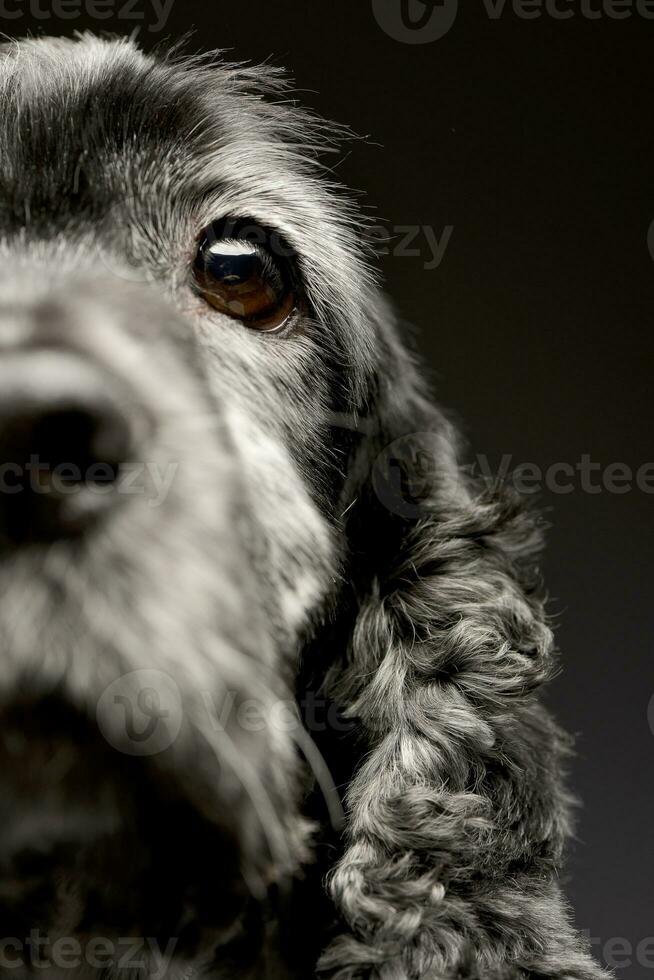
[0,34,607,980]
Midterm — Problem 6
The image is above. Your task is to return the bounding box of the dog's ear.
[319,298,606,979]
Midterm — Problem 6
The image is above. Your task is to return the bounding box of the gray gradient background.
[5,1,653,974]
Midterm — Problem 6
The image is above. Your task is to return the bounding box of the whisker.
[288,709,345,833]
[195,720,294,893]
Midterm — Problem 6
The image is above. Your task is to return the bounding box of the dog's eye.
[193,220,298,332]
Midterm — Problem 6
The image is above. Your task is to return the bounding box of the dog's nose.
[0,350,133,543]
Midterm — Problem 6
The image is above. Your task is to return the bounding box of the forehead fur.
[0,34,349,221]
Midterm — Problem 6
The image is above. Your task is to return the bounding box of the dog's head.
[0,33,589,980]
[0,33,441,971]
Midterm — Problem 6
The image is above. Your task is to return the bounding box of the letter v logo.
[373,0,459,43]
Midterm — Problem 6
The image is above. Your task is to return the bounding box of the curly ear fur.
[317,303,607,980]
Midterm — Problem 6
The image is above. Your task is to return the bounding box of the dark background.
[8,1,653,974]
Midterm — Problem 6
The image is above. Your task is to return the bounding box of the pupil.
[204,243,261,286]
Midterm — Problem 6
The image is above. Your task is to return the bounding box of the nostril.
[0,351,136,545]
[29,407,126,488]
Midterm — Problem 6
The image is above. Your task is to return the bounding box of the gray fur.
[0,35,606,980]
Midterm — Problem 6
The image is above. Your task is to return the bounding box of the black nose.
[0,351,133,544]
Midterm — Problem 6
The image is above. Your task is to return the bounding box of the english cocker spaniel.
[0,35,605,980]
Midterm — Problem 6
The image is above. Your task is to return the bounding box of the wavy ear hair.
[318,299,607,980]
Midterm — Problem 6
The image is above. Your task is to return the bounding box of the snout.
[0,349,137,544]
[0,276,309,941]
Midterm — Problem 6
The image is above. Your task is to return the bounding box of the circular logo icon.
[372,432,440,518]
[96,669,183,757]
[372,0,458,44]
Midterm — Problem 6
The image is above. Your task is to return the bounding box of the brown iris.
[193,220,298,331]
